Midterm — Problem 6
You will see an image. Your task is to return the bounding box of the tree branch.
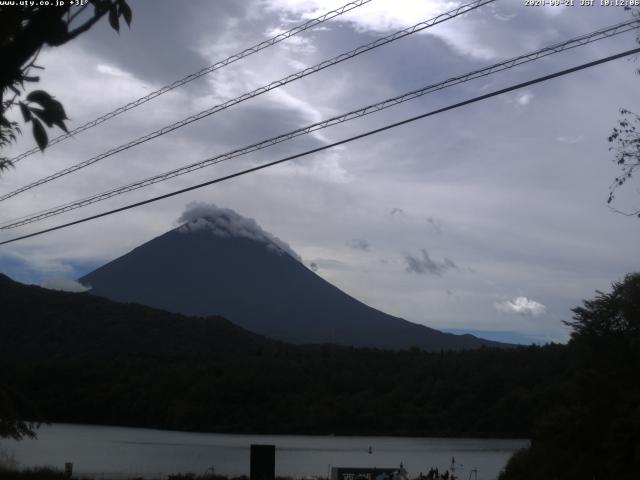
[68,3,90,25]
[65,9,109,43]
[607,205,640,217]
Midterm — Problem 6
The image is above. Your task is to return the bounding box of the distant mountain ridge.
[0,273,274,360]
[80,204,508,351]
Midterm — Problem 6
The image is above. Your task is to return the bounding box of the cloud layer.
[177,202,301,261]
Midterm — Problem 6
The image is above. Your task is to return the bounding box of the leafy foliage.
[0,0,131,165]
[500,273,640,480]
[566,272,640,339]
[607,7,640,217]
[0,383,39,441]
[608,110,640,217]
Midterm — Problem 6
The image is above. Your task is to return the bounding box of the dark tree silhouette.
[0,0,132,173]
[0,0,132,439]
[500,273,640,480]
[566,272,640,339]
[0,383,39,441]
[0,274,568,439]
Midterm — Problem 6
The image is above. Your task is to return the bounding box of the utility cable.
[2,18,638,229]
[0,0,495,202]
[8,0,375,164]
[1,46,638,246]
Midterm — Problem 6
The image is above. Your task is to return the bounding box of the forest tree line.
[1,273,638,479]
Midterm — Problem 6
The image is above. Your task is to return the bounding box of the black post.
[250,444,275,480]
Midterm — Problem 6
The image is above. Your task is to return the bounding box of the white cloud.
[263,0,500,59]
[494,297,547,317]
[177,202,302,261]
[557,135,584,144]
[517,92,534,106]
[42,277,91,293]
[494,12,516,22]
[96,63,133,78]
[265,27,317,54]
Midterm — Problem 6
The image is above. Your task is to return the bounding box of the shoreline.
[21,422,530,442]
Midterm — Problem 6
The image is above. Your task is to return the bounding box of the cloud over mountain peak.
[177,202,301,261]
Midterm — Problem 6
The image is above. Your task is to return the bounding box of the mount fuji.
[80,204,505,351]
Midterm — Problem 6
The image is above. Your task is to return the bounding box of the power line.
[3,18,638,230]
[8,0,375,165]
[1,46,638,247]
[0,0,495,203]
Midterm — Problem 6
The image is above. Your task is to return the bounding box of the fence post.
[250,444,275,480]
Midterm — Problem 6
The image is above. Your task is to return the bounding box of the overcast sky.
[1,0,639,344]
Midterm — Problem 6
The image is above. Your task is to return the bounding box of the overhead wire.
[1,46,639,246]
[2,18,639,230]
[8,0,376,164]
[0,0,496,203]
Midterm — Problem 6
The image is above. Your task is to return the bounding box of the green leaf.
[109,4,120,32]
[119,0,132,26]
[19,102,31,122]
[32,118,48,151]
[26,90,54,106]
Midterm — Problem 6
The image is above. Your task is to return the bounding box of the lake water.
[1,424,527,480]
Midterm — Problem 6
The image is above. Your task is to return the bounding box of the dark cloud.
[347,238,370,251]
[426,216,443,234]
[79,0,247,86]
[404,249,457,276]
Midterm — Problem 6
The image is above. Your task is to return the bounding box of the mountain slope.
[80,205,506,351]
[0,273,274,360]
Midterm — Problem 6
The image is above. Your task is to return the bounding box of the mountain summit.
[80,204,504,351]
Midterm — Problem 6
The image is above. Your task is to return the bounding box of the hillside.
[0,273,275,360]
[80,205,507,351]
[0,273,564,437]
